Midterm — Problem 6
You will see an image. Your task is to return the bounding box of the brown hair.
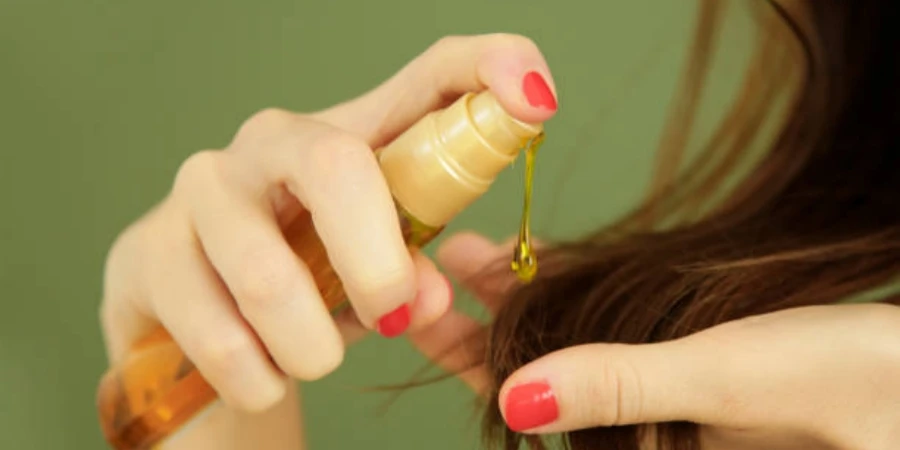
[478,1,900,449]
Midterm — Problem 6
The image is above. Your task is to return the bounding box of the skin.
[433,235,900,450]
[101,29,900,450]
[100,33,558,449]
[496,301,900,450]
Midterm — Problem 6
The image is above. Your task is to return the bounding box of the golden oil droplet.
[511,132,544,283]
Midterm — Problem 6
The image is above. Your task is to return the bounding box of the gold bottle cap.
[377,91,544,228]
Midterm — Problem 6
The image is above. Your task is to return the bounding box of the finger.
[99,296,156,365]
[495,306,856,435]
[100,235,159,363]
[408,310,490,394]
[496,338,729,434]
[100,212,180,364]
[230,113,419,334]
[149,236,287,412]
[176,150,346,382]
[333,251,452,345]
[316,33,558,146]
[437,231,541,312]
[408,250,453,332]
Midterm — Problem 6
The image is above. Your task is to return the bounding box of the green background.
[0,1,754,448]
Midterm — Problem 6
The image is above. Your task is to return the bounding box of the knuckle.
[482,32,539,53]
[237,107,295,139]
[229,248,296,311]
[283,344,345,381]
[346,262,416,310]
[428,33,538,56]
[172,150,223,194]
[308,132,373,168]
[302,132,376,189]
[197,332,257,376]
[429,35,467,54]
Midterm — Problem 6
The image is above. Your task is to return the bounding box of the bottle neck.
[376,92,541,228]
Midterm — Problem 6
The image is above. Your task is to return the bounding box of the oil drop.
[511,132,544,283]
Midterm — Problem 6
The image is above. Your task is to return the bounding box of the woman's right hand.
[99,33,558,418]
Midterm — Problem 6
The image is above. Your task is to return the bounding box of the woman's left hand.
[410,231,900,449]
[494,301,900,450]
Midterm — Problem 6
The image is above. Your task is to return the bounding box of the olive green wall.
[0,1,754,448]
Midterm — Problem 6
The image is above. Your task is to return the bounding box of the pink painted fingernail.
[504,380,559,431]
[376,304,410,338]
[522,71,558,111]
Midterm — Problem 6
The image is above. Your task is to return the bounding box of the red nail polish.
[504,381,559,431]
[522,72,558,111]
[376,304,410,338]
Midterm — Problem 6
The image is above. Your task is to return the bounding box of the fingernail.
[377,304,410,338]
[522,71,558,111]
[504,380,559,432]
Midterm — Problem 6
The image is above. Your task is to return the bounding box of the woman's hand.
[415,235,900,449]
[493,301,900,450]
[99,32,558,423]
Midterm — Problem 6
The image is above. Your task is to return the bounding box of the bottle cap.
[378,91,543,227]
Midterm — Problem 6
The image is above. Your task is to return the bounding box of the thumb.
[315,33,558,147]
[497,304,894,435]
[497,336,745,433]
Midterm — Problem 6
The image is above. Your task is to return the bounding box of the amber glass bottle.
[96,90,544,449]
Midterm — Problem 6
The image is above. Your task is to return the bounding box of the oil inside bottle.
[510,132,545,283]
